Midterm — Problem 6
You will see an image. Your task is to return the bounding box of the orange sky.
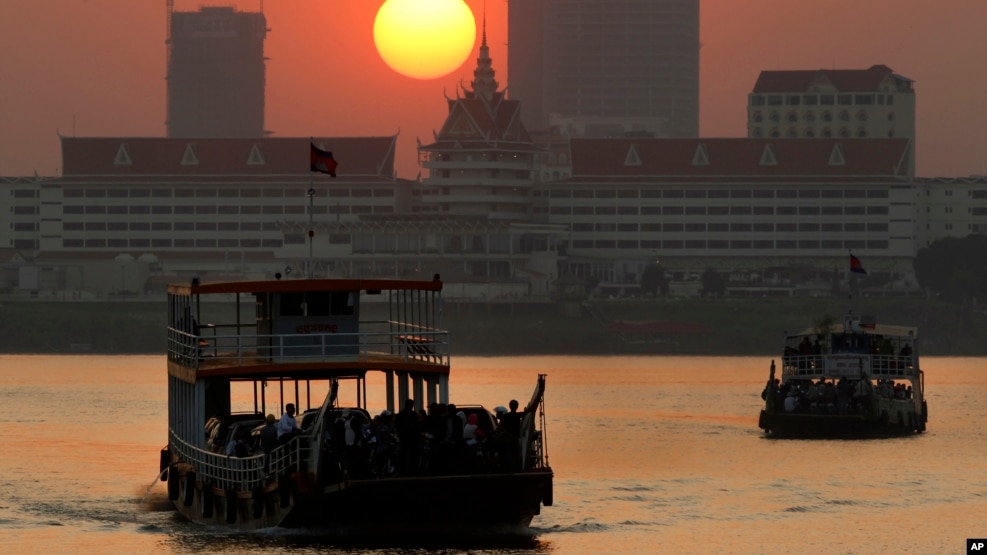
[1,0,985,179]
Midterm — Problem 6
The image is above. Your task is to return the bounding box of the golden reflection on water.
[1,355,985,554]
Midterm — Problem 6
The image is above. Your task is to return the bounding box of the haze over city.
[1,0,985,179]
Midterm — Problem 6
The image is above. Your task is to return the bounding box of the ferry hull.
[167,464,553,531]
[758,410,924,439]
[284,470,554,531]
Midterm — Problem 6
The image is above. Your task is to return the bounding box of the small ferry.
[758,313,927,438]
[159,275,553,531]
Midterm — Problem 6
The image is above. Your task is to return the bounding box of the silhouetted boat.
[159,275,552,532]
[758,313,927,438]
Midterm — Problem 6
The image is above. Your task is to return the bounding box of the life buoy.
[183,471,196,507]
[225,489,238,524]
[167,464,180,500]
[201,484,214,518]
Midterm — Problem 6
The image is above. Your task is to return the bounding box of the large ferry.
[159,275,553,531]
[758,313,927,438]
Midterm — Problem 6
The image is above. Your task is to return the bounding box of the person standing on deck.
[260,414,278,453]
[277,403,301,444]
[396,399,420,475]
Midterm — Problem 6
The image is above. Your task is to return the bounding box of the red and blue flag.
[310,142,337,177]
[850,254,867,275]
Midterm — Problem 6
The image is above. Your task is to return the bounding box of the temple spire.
[469,4,498,102]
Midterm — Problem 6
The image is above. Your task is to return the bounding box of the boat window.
[280,292,355,317]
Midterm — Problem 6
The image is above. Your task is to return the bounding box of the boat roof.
[168,277,443,296]
[794,322,918,339]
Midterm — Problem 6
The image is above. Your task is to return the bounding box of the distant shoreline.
[1,297,984,357]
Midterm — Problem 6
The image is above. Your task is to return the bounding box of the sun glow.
[373,0,476,80]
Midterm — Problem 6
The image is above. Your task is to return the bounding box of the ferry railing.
[169,322,449,368]
[169,429,315,491]
[781,354,918,380]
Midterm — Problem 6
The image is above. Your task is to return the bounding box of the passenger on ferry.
[344,410,370,478]
[177,307,200,361]
[372,409,398,477]
[502,399,525,440]
[260,414,278,453]
[277,403,302,444]
[798,336,812,354]
[395,399,420,475]
[783,391,798,412]
[463,412,487,471]
[226,431,252,457]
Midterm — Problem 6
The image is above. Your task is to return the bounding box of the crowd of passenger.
[783,335,915,371]
[763,375,912,416]
[319,398,530,481]
[218,399,533,481]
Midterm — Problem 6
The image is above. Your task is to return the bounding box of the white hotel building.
[3,55,986,297]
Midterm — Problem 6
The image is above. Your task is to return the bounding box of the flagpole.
[308,137,314,279]
[847,249,853,315]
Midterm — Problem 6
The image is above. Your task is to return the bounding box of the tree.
[700,268,726,298]
[640,264,669,296]
[914,235,987,302]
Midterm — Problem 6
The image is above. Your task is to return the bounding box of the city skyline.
[1,0,985,179]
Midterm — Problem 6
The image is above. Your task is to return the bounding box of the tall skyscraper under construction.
[507,0,699,138]
[166,5,268,138]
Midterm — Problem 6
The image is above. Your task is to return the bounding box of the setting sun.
[373,0,476,80]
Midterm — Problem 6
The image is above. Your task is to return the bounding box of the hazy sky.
[1,0,985,179]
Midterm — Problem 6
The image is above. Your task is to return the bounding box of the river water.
[0,354,984,554]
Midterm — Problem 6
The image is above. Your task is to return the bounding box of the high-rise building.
[166,6,268,138]
[507,0,700,138]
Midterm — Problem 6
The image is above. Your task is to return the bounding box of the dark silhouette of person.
[502,399,524,440]
[260,414,278,454]
[395,398,420,475]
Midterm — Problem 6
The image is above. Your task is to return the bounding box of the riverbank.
[2,296,984,356]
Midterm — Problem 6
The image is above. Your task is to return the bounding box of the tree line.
[914,234,987,303]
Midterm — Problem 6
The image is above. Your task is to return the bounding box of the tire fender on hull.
[167,464,180,501]
[225,489,238,524]
[201,484,214,518]
[183,471,196,507]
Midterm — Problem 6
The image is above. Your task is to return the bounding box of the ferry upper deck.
[166,276,450,386]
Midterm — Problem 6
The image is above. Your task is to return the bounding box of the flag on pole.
[849,254,867,275]
[310,142,337,177]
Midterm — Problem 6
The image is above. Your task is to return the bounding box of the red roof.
[567,138,911,179]
[752,65,909,93]
[59,136,397,177]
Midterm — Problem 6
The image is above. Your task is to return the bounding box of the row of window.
[546,188,890,199]
[570,222,890,233]
[61,204,394,215]
[552,205,891,216]
[62,188,395,199]
[752,110,895,123]
[63,238,284,249]
[751,127,893,139]
[63,221,281,232]
[750,94,896,107]
[569,239,890,250]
